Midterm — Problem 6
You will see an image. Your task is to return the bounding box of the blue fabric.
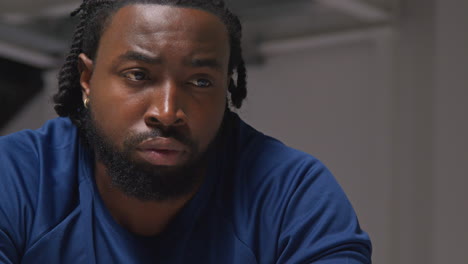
[0,114,371,263]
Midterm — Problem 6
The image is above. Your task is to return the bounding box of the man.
[0,0,372,263]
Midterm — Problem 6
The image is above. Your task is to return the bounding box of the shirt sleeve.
[0,230,18,264]
[0,134,40,264]
[275,161,372,264]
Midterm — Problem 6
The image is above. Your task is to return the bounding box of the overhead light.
[1,1,80,23]
[39,1,81,18]
[317,0,389,22]
[260,26,393,55]
[1,13,31,25]
[0,41,59,69]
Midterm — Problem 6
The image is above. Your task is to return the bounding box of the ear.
[227,72,235,93]
[227,73,233,89]
[78,53,94,101]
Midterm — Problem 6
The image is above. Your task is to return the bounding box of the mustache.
[123,126,194,150]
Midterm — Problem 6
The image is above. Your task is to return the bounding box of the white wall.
[433,0,468,263]
[391,0,468,263]
[240,29,394,264]
[391,0,436,262]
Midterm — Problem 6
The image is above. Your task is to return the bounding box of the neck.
[94,161,203,237]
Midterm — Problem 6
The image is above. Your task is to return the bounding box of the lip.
[136,137,189,166]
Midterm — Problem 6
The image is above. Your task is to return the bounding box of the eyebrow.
[188,58,223,72]
[115,51,224,72]
[115,51,162,65]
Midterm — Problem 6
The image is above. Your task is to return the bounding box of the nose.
[144,80,187,128]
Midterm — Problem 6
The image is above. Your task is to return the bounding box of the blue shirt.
[0,114,371,263]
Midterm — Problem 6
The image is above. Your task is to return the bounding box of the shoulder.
[232,115,328,191]
[0,117,77,153]
[0,118,80,256]
[217,114,372,263]
[0,117,77,193]
[0,117,78,190]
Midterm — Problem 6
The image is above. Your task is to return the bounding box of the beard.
[81,109,219,202]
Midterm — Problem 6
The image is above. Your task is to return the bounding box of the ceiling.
[0,0,397,68]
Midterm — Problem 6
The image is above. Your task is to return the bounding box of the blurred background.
[0,0,467,263]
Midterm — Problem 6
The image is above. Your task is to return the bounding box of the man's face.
[79,4,230,200]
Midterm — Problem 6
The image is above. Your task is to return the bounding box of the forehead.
[95,4,230,61]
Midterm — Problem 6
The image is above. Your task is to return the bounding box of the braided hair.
[53,0,247,130]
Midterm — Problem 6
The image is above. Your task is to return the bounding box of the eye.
[122,70,149,81]
[190,78,212,88]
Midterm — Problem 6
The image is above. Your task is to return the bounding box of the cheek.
[88,81,146,144]
[191,91,227,151]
